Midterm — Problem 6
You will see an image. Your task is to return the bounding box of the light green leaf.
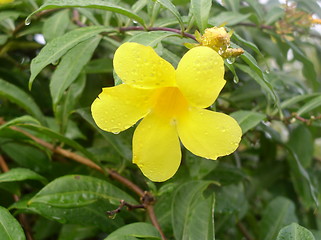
[50,36,101,105]
[0,79,46,125]
[190,0,212,33]
[209,12,251,26]
[105,223,161,240]
[0,115,40,132]
[0,206,26,240]
[155,0,185,31]
[0,168,47,184]
[222,0,240,12]
[127,31,178,47]
[230,110,266,134]
[172,181,215,240]
[42,9,70,42]
[29,175,137,207]
[297,95,321,115]
[29,26,108,88]
[26,0,145,27]
[276,223,315,240]
[259,197,298,240]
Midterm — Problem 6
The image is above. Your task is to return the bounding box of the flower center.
[152,87,189,119]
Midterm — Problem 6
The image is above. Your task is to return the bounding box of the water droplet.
[51,59,59,66]
[218,48,224,55]
[112,131,120,134]
[233,76,239,84]
[25,18,31,26]
[226,57,235,64]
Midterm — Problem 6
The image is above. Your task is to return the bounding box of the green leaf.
[287,41,319,90]
[105,223,161,240]
[280,93,320,109]
[288,125,313,168]
[0,206,26,240]
[209,12,251,26]
[221,0,240,12]
[172,181,215,240]
[285,145,318,208]
[235,63,278,102]
[230,110,265,134]
[76,108,132,160]
[0,168,47,184]
[127,31,178,47]
[50,36,101,105]
[259,197,298,240]
[0,115,40,132]
[231,31,263,57]
[0,79,46,125]
[276,223,315,240]
[29,175,137,208]
[85,58,113,74]
[29,26,108,88]
[297,95,321,115]
[190,0,212,33]
[155,0,184,31]
[243,0,264,19]
[15,123,100,166]
[27,0,145,28]
[42,9,70,42]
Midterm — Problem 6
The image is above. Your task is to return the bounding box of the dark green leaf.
[209,12,251,26]
[0,79,46,125]
[297,95,321,115]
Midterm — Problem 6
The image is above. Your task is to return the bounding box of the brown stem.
[0,155,34,240]
[120,26,196,41]
[0,120,166,239]
[237,221,255,240]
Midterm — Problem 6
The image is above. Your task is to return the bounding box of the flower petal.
[114,42,176,89]
[176,46,226,108]
[177,107,242,160]
[91,84,154,133]
[133,113,181,182]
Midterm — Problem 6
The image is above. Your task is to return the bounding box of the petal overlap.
[91,84,154,133]
[176,46,226,108]
[114,42,176,89]
[177,107,242,160]
[133,113,181,182]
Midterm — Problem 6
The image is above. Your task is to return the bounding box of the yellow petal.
[176,46,226,108]
[114,42,176,89]
[133,113,181,182]
[177,107,242,160]
[91,84,154,133]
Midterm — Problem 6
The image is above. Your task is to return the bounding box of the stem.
[119,26,196,41]
[237,221,255,240]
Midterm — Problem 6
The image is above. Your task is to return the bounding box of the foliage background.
[1,0,321,239]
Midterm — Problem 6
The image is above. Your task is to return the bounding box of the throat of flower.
[152,87,189,120]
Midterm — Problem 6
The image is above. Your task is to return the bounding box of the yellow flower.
[0,0,14,4]
[91,42,242,182]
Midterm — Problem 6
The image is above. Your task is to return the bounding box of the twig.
[106,200,145,216]
[72,9,86,27]
[119,26,196,41]
[0,120,166,240]
[237,221,255,240]
[0,155,34,240]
